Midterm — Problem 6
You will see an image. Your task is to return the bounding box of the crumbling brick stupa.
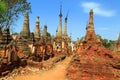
[67,9,120,80]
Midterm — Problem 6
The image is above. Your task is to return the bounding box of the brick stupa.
[82,9,101,47]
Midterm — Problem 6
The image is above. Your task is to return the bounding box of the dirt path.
[11,56,73,80]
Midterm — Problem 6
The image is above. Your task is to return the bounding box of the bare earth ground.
[6,56,73,80]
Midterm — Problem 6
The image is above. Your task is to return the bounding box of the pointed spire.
[59,2,62,17]
[87,9,94,30]
[84,9,98,42]
[65,11,68,23]
[58,3,63,37]
[34,16,40,39]
[82,9,102,46]
[21,12,30,38]
[43,25,47,37]
[89,9,93,22]
[64,13,68,37]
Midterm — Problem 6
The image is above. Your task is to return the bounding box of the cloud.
[81,2,115,17]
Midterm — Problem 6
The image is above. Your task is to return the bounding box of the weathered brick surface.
[67,46,120,80]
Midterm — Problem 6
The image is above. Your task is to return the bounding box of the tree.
[47,32,51,38]
[96,34,116,50]
[46,32,51,40]
[102,39,109,48]
[108,40,116,50]
[0,0,31,29]
[0,1,7,13]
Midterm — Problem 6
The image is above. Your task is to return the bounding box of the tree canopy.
[0,1,7,13]
[0,0,31,29]
[97,34,116,50]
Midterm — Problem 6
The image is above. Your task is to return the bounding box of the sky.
[14,0,120,41]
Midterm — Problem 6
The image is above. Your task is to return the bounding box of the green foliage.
[102,39,116,49]
[0,0,31,28]
[102,39,110,48]
[47,32,51,38]
[0,1,7,13]
[97,34,116,50]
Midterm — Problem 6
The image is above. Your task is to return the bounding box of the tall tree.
[0,0,31,29]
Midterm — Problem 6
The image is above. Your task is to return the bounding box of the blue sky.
[14,0,120,41]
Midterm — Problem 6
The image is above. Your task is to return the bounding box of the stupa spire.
[34,16,40,39]
[57,4,62,37]
[21,12,30,38]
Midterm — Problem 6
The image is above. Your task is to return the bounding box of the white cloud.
[81,2,115,17]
